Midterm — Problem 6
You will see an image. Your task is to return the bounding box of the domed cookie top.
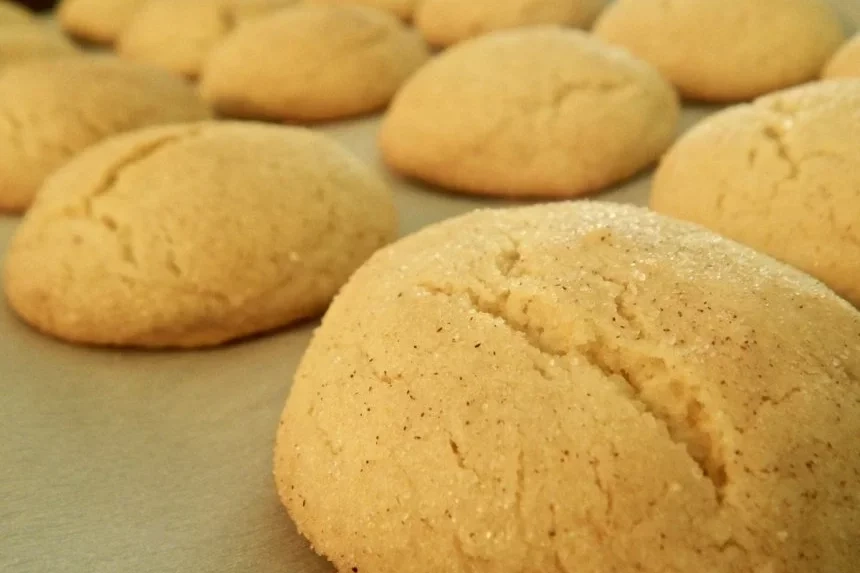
[415,0,607,47]
[593,0,844,102]
[651,79,860,307]
[4,122,397,348]
[118,0,298,78]
[0,1,33,26]
[275,200,860,573]
[0,56,211,212]
[0,25,78,69]
[380,27,679,198]
[58,0,148,44]
[823,34,860,79]
[308,0,417,21]
[200,4,429,122]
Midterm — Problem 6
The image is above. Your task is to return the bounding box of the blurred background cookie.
[200,4,429,122]
[415,0,607,48]
[308,0,417,21]
[0,56,210,212]
[4,122,398,348]
[380,28,679,198]
[651,79,860,306]
[117,0,298,79]
[593,0,845,102]
[0,23,77,68]
[0,0,32,25]
[58,0,147,44]
[823,34,860,78]
[276,200,860,573]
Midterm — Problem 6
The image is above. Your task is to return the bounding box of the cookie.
[117,0,298,79]
[309,0,417,21]
[275,200,860,573]
[380,27,679,198]
[415,0,607,48]
[593,0,845,102]
[823,34,860,79]
[0,56,211,213]
[58,0,148,45]
[0,1,32,26]
[651,80,860,307]
[200,4,429,122]
[0,25,78,69]
[4,122,397,348]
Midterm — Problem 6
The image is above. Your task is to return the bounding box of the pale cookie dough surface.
[275,201,860,573]
[823,34,860,78]
[380,27,679,198]
[4,122,397,349]
[0,1,32,26]
[308,0,417,21]
[58,0,148,44]
[200,4,429,122]
[651,79,860,307]
[415,0,607,47]
[0,56,210,213]
[0,25,78,69]
[118,0,298,79]
[593,0,845,102]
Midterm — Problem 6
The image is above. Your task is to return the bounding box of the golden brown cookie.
[200,4,429,122]
[593,0,845,102]
[0,1,32,26]
[823,34,860,79]
[380,27,679,198]
[117,0,298,79]
[650,79,860,307]
[4,122,397,348]
[415,0,607,48]
[0,25,78,69]
[0,56,211,213]
[275,200,860,573]
[308,0,417,21]
[58,0,148,45]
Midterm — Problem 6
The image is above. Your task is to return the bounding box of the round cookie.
[415,0,607,48]
[117,0,298,79]
[0,1,32,26]
[4,122,397,349]
[58,0,148,45]
[379,27,679,198]
[0,56,211,213]
[308,0,417,21]
[823,34,860,79]
[650,79,860,307]
[199,4,429,122]
[0,25,78,69]
[593,0,845,102]
[275,201,860,573]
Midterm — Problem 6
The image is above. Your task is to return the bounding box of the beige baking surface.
[1,3,857,570]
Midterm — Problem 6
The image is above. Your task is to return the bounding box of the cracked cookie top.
[0,55,211,212]
[593,0,845,102]
[823,34,860,80]
[3,121,397,348]
[651,79,860,308]
[415,0,608,48]
[199,3,430,121]
[117,0,299,79]
[275,200,860,573]
[58,0,148,45]
[379,27,679,198]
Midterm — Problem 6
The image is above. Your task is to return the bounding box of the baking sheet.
[2,2,858,569]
